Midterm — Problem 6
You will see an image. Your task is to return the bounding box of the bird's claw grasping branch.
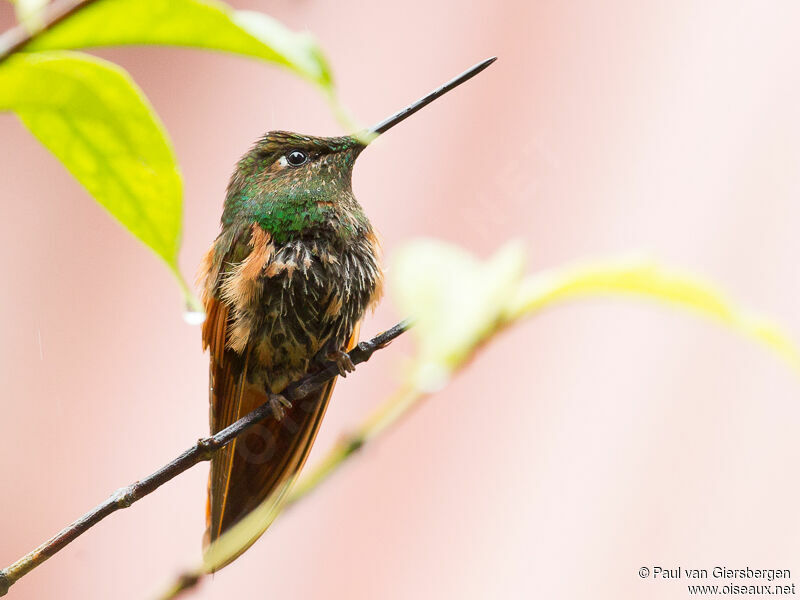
[0,320,410,597]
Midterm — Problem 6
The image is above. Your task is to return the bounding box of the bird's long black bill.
[368,57,497,137]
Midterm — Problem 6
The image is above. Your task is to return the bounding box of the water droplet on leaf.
[183,309,206,326]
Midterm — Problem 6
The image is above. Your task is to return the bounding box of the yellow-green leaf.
[23,0,333,89]
[390,239,527,391]
[0,51,185,278]
[157,243,800,590]
[504,254,800,371]
[392,242,800,387]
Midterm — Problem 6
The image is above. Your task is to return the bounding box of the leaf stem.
[171,266,204,316]
[0,0,101,64]
[285,383,418,507]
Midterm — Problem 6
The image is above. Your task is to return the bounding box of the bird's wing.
[200,226,361,565]
[204,322,361,565]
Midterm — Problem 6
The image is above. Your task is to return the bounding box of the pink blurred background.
[2,1,800,598]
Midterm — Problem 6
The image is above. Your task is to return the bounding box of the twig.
[159,369,425,599]
[0,0,102,64]
[0,320,410,597]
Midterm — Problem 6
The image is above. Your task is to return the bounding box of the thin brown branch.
[0,320,410,597]
[0,0,102,64]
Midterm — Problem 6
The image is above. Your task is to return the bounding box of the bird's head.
[222,57,497,242]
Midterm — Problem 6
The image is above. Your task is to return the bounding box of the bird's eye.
[286,150,308,167]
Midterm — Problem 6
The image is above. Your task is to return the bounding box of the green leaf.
[0,51,194,303]
[23,0,333,90]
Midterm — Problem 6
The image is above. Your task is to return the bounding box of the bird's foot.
[269,393,292,421]
[326,349,355,377]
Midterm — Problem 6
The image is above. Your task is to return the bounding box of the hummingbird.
[198,57,496,560]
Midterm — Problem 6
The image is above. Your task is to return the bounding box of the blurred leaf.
[200,475,297,575]
[392,242,800,388]
[0,51,197,305]
[23,0,333,89]
[159,242,800,593]
[14,0,48,32]
[504,254,800,371]
[391,239,527,391]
